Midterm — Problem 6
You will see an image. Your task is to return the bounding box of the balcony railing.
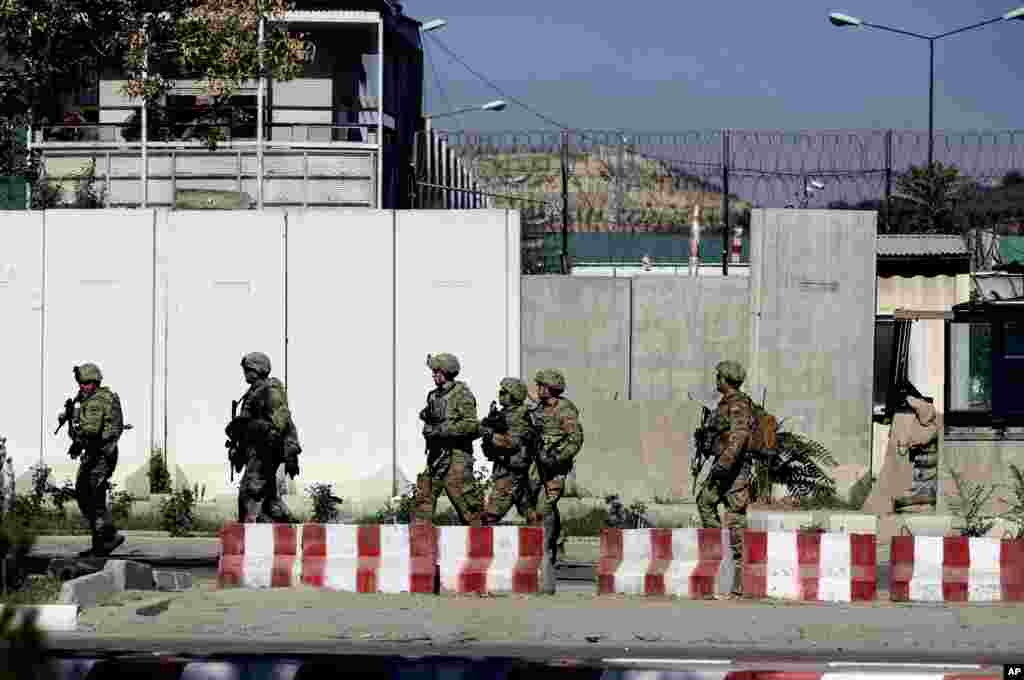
[33,122,386,209]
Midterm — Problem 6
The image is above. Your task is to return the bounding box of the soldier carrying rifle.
[55,363,129,557]
[414,353,484,526]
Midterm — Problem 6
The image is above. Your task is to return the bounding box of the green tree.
[0,0,309,155]
[893,161,969,234]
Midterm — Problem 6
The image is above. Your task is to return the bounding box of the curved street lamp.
[423,100,507,120]
[828,7,1024,167]
[421,18,447,32]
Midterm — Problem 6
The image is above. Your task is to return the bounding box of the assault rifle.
[54,398,75,436]
[688,392,717,498]
[55,396,134,461]
[225,399,249,482]
[419,406,445,472]
[480,401,512,466]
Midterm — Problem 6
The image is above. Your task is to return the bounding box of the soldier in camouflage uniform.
[227,352,301,524]
[414,353,484,526]
[63,363,126,556]
[480,378,539,527]
[697,360,756,598]
[531,368,584,594]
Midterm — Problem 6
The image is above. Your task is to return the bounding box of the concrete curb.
[59,560,156,608]
[134,596,175,616]
[0,604,79,632]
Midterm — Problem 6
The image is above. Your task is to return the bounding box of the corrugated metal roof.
[877,235,969,257]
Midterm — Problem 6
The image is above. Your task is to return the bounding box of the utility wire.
[423,37,461,135]
[425,33,574,132]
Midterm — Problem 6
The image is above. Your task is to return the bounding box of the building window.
[873,316,896,412]
[996,321,1024,417]
[948,322,992,412]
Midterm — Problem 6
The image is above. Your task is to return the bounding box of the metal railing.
[33,123,383,209]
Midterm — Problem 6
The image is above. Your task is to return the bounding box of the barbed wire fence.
[412,128,1024,274]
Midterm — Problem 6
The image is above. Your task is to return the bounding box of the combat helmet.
[715,360,746,387]
[499,377,528,404]
[534,368,566,392]
[74,363,103,384]
[427,353,460,378]
[241,352,272,377]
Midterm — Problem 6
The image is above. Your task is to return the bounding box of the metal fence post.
[722,129,730,276]
[885,129,893,233]
[560,130,570,275]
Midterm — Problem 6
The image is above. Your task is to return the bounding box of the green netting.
[1000,235,1024,265]
[0,177,28,209]
[538,232,750,268]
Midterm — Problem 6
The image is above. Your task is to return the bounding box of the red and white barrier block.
[890,535,1024,602]
[744,530,877,602]
[597,528,735,597]
[437,526,544,594]
[301,523,437,594]
[218,523,302,588]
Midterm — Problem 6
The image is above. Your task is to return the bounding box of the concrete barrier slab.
[103,560,154,591]
[901,515,955,536]
[153,570,192,592]
[59,570,116,608]
[748,510,814,532]
[827,513,879,534]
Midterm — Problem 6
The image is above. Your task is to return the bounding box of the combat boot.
[94,529,125,557]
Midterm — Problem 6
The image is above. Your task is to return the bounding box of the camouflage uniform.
[67,363,125,556]
[697,360,754,597]
[480,378,539,526]
[231,352,301,524]
[414,353,485,526]
[531,368,584,594]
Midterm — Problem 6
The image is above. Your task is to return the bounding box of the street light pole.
[829,8,1024,169]
[928,39,934,168]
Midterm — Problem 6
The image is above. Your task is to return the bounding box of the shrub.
[948,465,997,537]
[751,431,838,505]
[306,483,343,523]
[149,449,172,494]
[46,479,77,518]
[108,483,134,522]
[159,487,196,537]
[1000,464,1024,539]
[374,483,417,524]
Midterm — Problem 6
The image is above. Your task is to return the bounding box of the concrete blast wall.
[1,209,520,505]
[522,209,877,502]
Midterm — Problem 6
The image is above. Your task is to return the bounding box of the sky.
[411,0,1024,134]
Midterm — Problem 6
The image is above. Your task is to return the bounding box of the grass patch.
[29,511,223,536]
[562,507,609,537]
[0,574,63,606]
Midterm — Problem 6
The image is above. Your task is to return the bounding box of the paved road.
[46,572,1024,665]
[30,652,1010,680]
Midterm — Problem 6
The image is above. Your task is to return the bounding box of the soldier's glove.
[418,407,432,423]
[422,423,442,439]
[284,455,300,479]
